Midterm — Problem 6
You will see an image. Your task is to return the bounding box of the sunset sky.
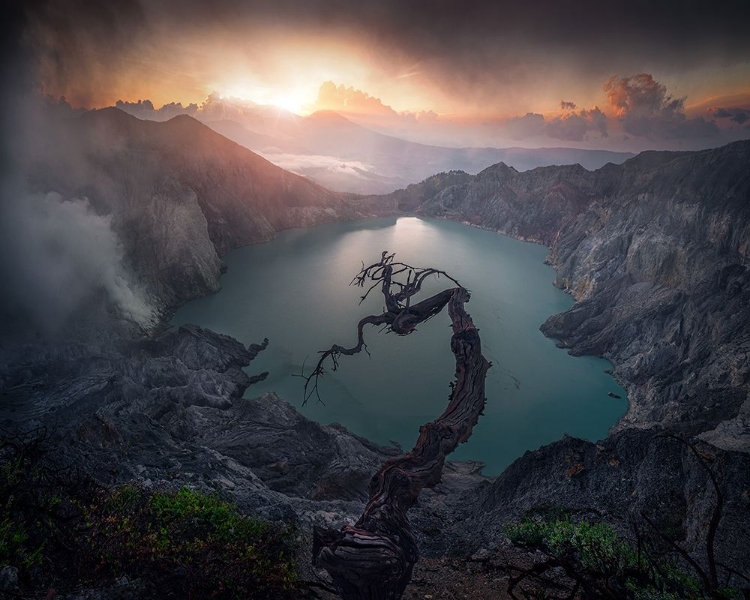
[13,0,750,150]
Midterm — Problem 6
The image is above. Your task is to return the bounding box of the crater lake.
[170,217,627,475]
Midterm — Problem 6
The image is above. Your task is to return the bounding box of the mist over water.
[171,217,627,475]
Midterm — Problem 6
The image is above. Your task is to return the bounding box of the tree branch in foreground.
[303,252,491,599]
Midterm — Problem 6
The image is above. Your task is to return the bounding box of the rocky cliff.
[376,141,750,451]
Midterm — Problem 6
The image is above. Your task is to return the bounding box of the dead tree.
[303,251,491,599]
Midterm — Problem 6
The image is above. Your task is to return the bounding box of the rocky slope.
[0,323,489,589]
[21,108,382,317]
[376,141,750,451]
[392,426,750,598]
[3,323,748,595]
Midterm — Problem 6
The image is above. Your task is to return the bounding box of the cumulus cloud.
[504,113,546,140]
[546,107,608,141]
[604,74,718,139]
[313,81,401,117]
[0,189,155,331]
[113,93,293,132]
[498,74,723,145]
[710,107,750,125]
[503,108,608,142]
[415,110,439,122]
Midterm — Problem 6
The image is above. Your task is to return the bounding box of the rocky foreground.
[2,322,748,596]
[2,111,749,594]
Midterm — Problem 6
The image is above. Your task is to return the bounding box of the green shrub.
[80,484,298,599]
[1,432,299,599]
[505,515,741,600]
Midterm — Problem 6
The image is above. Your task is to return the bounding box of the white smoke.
[1,189,155,330]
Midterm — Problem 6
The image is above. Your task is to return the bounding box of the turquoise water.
[171,217,627,475]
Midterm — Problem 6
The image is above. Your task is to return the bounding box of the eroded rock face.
[394,141,750,449]
[0,324,484,532]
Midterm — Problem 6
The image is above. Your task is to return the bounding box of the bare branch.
[300,251,460,405]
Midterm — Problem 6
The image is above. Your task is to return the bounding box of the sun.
[266,90,312,115]
[220,82,311,115]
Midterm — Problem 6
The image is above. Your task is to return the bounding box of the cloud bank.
[258,152,377,178]
[314,82,400,117]
[115,99,199,121]
[502,107,608,142]
[711,107,750,126]
[107,73,740,151]
[22,0,750,116]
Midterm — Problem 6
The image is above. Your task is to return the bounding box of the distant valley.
[115,101,635,194]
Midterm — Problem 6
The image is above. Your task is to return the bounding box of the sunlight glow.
[221,82,312,115]
[267,91,310,115]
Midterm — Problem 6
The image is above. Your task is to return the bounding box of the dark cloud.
[560,100,577,110]
[25,0,149,106]
[20,0,750,110]
[546,107,608,141]
[605,74,719,140]
[710,107,750,125]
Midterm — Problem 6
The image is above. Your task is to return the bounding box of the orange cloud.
[605,74,719,139]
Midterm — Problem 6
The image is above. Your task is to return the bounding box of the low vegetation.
[80,485,297,598]
[0,428,299,599]
[505,513,741,600]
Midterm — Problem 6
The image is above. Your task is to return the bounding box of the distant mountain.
[203,110,635,194]
[207,119,310,155]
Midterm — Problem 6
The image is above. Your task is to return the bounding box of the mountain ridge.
[113,102,636,193]
[21,107,380,319]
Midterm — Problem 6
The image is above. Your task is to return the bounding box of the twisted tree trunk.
[305,252,491,599]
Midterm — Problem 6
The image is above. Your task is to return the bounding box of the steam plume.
[0,188,155,331]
